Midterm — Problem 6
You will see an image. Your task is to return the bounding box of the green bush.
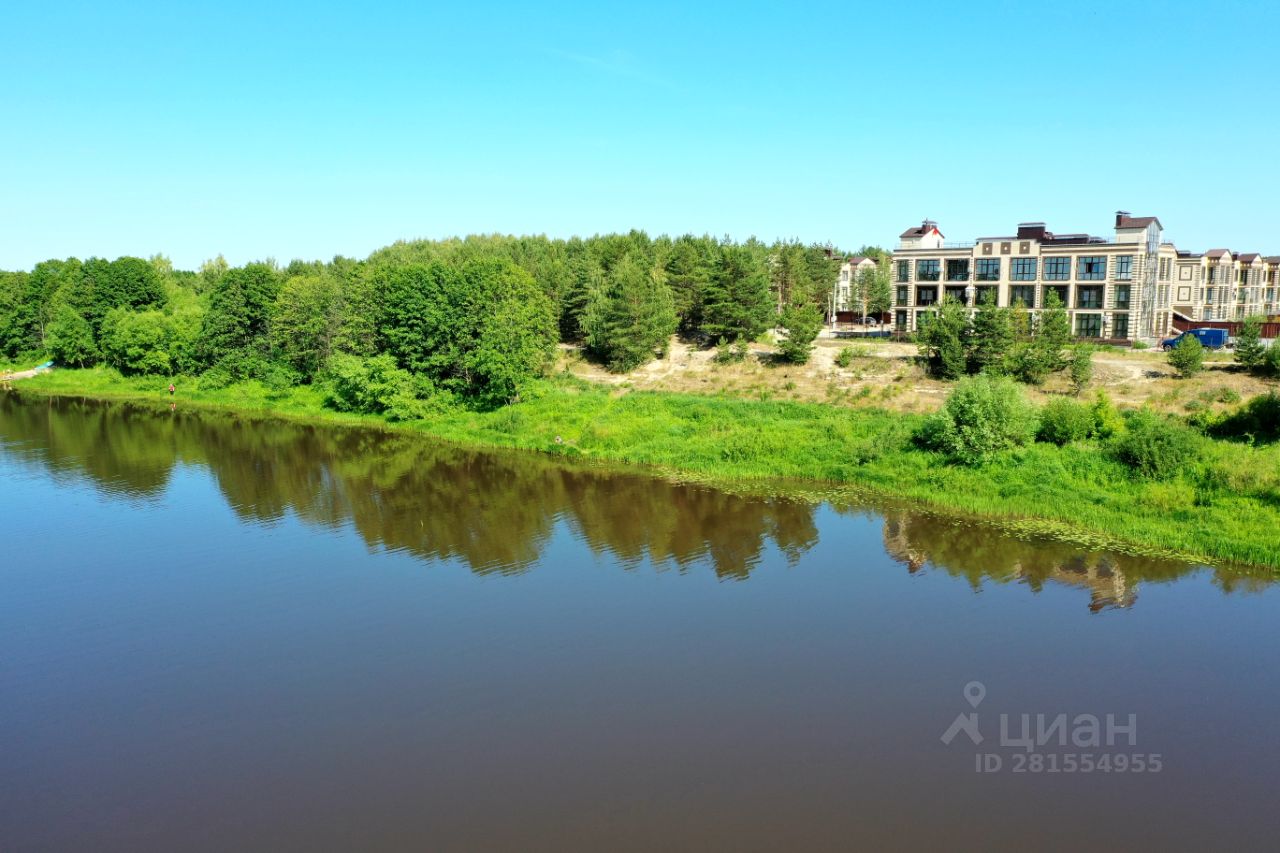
[1131,340,1150,350]
[1168,335,1204,378]
[1090,390,1125,439]
[1037,398,1095,445]
[918,375,1037,464]
[324,354,450,421]
[1263,344,1280,378]
[99,308,172,375]
[834,347,855,368]
[712,337,750,364]
[1204,392,1280,444]
[1110,409,1199,478]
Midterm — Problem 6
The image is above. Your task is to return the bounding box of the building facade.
[1170,249,1280,322]
[831,255,879,314]
[888,213,1275,342]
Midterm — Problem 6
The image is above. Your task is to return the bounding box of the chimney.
[1115,210,1130,227]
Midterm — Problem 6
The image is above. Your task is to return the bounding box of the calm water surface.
[2,394,1279,851]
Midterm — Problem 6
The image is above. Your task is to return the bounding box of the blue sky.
[2,0,1277,269]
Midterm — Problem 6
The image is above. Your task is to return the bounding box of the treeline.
[0,233,866,410]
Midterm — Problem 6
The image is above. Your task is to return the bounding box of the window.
[1115,255,1133,281]
[1077,285,1103,309]
[946,259,970,281]
[944,286,967,304]
[1044,257,1070,280]
[895,285,910,306]
[1209,268,1217,284]
[1159,258,1170,280]
[896,260,910,283]
[976,259,1000,281]
[1010,285,1035,307]
[916,287,938,306]
[975,286,998,306]
[1011,258,1037,281]
[1078,256,1107,280]
[1075,314,1102,338]
[1112,314,1129,339]
[916,260,940,281]
[1114,284,1130,309]
[895,310,908,330]
[1044,285,1069,306]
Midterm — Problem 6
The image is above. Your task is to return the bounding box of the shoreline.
[7,368,1279,573]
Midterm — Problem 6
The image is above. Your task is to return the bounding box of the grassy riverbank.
[11,366,1280,569]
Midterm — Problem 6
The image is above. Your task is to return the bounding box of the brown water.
[2,394,1279,851]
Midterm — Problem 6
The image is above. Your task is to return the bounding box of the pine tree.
[777,301,823,364]
[918,296,970,379]
[1035,289,1072,371]
[969,292,1014,375]
[1235,315,1266,371]
[702,244,773,344]
[583,253,677,372]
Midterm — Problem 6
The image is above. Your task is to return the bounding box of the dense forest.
[0,233,882,413]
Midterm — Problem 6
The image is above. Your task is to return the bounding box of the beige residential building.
[831,255,879,314]
[1170,249,1280,322]
[890,213,1176,341]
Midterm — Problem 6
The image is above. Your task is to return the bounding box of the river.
[2,394,1278,851]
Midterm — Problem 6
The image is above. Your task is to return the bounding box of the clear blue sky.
[3,0,1277,270]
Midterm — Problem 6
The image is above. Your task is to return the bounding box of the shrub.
[1263,343,1280,378]
[1090,390,1125,439]
[1205,392,1280,444]
[917,375,1037,464]
[834,347,855,368]
[1131,340,1150,351]
[1037,398,1095,445]
[99,308,172,375]
[1217,388,1241,404]
[1110,409,1199,478]
[324,354,450,421]
[712,336,749,364]
[1168,334,1204,378]
[917,297,969,380]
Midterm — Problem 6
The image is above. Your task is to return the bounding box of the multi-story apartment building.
[890,213,1174,341]
[1170,249,1280,322]
[831,255,879,315]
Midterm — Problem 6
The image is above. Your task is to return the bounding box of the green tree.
[702,244,773,343]
[582,253,677,372]
[100,308,173,374]
[1014,291,1069,384]
[0,271,33,357]
[1068,344,1093,396]
[199,262,282,365]
[918,297,970,379]
[777,301,823,364]
[45,303,98,367]
[854,264,892,322]
[1235,315,1266,371]
[968,292,1013,375]
[664,235,716,334]
[272,274,342,380]
[380,258,556,407]
[1169,334,1204,378]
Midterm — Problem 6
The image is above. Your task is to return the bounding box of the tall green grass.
[12,367,1280,569]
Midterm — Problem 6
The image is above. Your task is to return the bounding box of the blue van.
[1160,328,1228,351]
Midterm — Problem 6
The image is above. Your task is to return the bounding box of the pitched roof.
[847,255,875,265]
[1238,252,1261,262]
[1116,215,1162,230]
[899,225,932,239]
[1266,256,1280,264]
[1205,248,1231,258]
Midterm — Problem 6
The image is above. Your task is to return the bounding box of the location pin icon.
[964,681,986,708]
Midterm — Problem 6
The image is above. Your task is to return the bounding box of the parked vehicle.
[1160,328,1229,351]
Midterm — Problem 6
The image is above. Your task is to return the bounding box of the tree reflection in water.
[2,394,1270,601]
